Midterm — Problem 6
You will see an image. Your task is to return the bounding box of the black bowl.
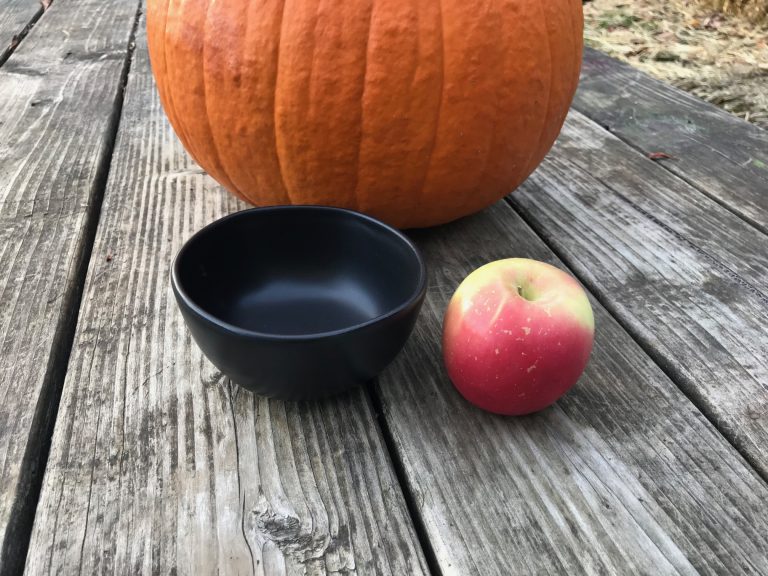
[171,206,427,400]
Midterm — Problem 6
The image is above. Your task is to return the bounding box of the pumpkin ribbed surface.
[147,0,583,228]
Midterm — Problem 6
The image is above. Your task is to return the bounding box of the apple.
[442,258,594,415]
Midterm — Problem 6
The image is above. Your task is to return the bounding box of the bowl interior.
[174,207,424,336]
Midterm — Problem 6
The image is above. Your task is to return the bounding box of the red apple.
[442,258,594,415]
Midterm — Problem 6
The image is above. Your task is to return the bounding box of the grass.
[584,0,768,128]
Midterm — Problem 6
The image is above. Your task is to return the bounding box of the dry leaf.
[702,13,725,30]
[627,46,650,57]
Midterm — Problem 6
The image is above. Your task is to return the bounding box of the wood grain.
[575,48,768,234]
[510,110,768,480]
[376,201,768,575]
[0,0,140,572]
[512,110,768,289]
[0,0,44,66]
[24,24,428,576]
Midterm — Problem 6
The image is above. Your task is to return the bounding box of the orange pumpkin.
[147,0,583,228]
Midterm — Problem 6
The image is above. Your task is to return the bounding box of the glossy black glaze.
[171,206,427,400]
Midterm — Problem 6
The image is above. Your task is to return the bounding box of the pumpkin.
[147,0,583,228]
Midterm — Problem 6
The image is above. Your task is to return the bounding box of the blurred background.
[583,0,768,127]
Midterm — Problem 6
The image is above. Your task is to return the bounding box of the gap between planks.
[0,5,143,576]
[365,381,444,576]
[504,106,768,485]
[574,48,768,239]
[0,1,50,69]
[24,17,431,574]
[505,191,768,488]
[569,113,768,240]
[375,199,768,574]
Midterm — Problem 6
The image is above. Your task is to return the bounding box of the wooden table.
[2,2,768,574]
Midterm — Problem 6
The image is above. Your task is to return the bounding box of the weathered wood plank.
[510,110,768,479]
[0,0,140,572]
[511,109,768,289]
[575,48,768,234]
[0,1,44,66]
[377,201,768,575]
[24,23,428,576]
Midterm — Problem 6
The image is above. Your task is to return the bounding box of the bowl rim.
[171,205,428,341]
